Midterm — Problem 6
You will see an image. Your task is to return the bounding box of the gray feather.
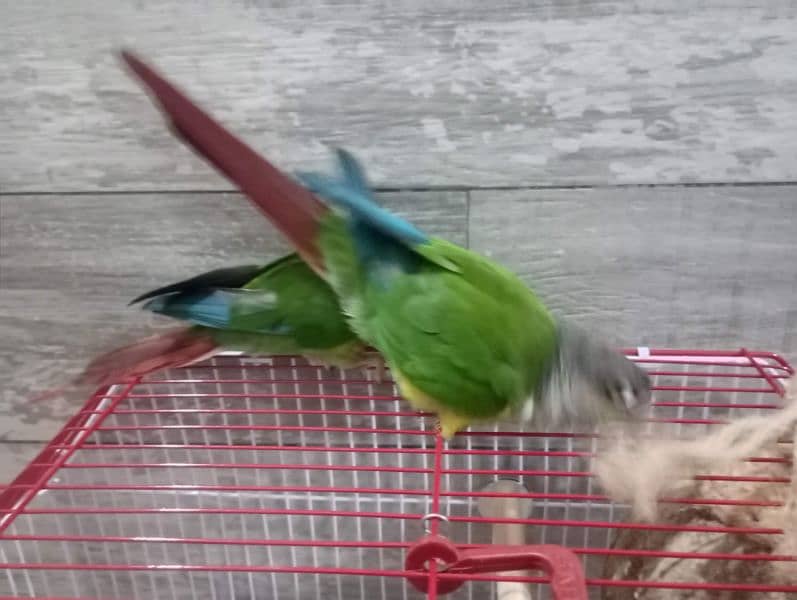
[525,322,652,428]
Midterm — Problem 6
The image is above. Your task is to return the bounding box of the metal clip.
[420,512,449,534]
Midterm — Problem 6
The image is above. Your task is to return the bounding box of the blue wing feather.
[142,289,291,334]
[296,151,427,247]
[295,148,442,287]
[335,148,372,198]
[143,291,232,328]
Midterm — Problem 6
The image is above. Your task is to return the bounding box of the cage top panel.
[0,349,794,599]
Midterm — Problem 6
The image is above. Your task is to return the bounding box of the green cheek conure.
[73,253,380,388]
[120,50,652,438]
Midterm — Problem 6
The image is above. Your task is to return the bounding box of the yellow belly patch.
[394,371,471,440]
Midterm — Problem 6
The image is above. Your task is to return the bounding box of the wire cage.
[0,347,795,599]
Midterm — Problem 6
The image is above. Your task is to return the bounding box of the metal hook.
[421,512,449,534]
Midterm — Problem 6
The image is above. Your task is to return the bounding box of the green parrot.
[296,152,651,438]
[121,50,652,438]
[73,253,381,389]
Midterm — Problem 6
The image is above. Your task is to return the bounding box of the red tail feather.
[119,50,328,275]
[75,327,218,388]
[30,328,217,403]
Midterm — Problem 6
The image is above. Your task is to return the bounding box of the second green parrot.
[76,253,380,387]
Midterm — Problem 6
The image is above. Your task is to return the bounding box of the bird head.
[532,323,653,427]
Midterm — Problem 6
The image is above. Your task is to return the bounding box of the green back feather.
[304,150,558,419]
[320,229,558,418]
[227,253,359,351]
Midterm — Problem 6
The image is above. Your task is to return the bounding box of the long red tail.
[119,50,328,275]
[31,327,218,403]
[75,327,218,388]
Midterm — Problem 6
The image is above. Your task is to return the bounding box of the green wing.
[359,239,558,418]
[134,253,361,356]
[232,253,358,350]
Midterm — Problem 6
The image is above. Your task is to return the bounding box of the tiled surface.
[2,2,796,487]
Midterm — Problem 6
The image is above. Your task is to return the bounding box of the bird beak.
[621,385,637,410]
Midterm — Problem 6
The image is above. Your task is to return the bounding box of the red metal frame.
[1,347,795,598]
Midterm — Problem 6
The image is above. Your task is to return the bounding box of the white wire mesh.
[0,351,791,599]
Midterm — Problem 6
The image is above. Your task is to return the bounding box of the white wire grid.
[0,351,791,599]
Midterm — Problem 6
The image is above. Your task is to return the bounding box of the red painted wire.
[0,348,794,597]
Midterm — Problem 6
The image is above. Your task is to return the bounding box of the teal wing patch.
[143,288,287,333]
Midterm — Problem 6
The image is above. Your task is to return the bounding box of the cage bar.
[0,348,794,599]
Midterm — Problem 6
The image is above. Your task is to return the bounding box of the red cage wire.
[0,347,795,599]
